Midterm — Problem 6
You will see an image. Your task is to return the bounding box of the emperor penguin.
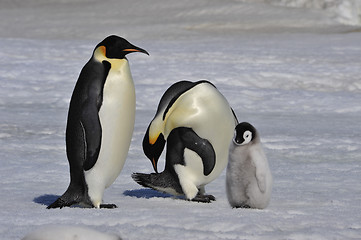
[47,35,149,209]
[226,122,272,209]
[132,80,238,202]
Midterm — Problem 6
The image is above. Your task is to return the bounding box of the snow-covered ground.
[1,0,361,239]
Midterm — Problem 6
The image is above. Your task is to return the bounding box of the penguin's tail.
[131,171,183,196]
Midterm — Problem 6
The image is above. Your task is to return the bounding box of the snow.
[267,0,361,25]
[1,0,361,239]
[22,225,121,240]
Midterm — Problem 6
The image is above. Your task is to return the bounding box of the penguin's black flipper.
[167,127,216,176]
[78,61,111,171]
[80,115,101,171]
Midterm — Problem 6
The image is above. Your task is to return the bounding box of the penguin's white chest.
[85,60,135,206]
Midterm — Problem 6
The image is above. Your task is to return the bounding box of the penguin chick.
[226,122,272,209]
[133,80,238,203]
[47,35,148,209]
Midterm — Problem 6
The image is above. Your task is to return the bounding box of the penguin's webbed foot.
[47,197,74,209]
[99,203,117,209]
[191,194,216,203]
[233,204,251,209]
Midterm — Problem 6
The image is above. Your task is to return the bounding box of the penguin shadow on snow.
[34,194,60,206]
[34,194,95,208]
[34,190,174,206]
[123,189,178,200]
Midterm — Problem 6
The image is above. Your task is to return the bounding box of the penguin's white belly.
[174,149,206,199]
[85,60,135,207]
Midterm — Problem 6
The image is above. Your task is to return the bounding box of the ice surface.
[22,225,121,240]
[0,0,361,239]
[267,0,361,25]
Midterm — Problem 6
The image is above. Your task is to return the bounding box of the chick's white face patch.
[242,130,252,145]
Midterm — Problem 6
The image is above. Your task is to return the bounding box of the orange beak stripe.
[123,48,141,52]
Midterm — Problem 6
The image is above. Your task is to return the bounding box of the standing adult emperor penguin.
[226,122,272,209]
[132,80,238,202]
[47,35,149,209]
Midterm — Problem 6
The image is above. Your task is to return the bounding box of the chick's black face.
[234,130,245,145]
[97,35,149,59]
[234,122,257,145]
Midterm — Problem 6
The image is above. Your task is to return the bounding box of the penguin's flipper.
[250,147,268,193]
[80,112,102,171]
[79,60,110,171]
[177,128,216,176]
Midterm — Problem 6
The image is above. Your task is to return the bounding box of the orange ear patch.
[99,46,106,56]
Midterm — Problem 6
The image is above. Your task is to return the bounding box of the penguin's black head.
[95,35,149,59]
[142,125,166,173]
[233,122,257,146]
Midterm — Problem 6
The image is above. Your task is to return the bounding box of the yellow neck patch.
[94,46,107,62]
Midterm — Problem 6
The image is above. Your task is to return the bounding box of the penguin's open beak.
[123,47,149,56]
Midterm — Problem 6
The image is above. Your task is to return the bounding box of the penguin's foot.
[99,203,117,209]
[233,204,251,209]
[191,194,216,203]
[47,198,65,209]
[47,197,77,209]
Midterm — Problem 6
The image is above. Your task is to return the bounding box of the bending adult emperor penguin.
[132,80,238,202]
[226,122,272,209]
[47,35,149,209]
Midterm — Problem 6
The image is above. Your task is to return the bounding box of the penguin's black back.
[160,80,214,120]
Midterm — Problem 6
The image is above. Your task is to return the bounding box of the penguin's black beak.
[123,47,149,56]
[152,158,158,173]
[143,126,165,174]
